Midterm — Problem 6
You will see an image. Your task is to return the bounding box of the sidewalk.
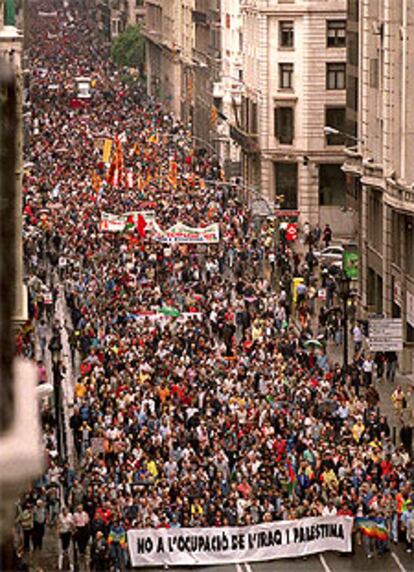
[327,338,414,443]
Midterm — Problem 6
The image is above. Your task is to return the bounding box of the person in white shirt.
[57,506,74,570]
[73,504,90,557]
[322,502,337,516]
[352,325,363,353]
[362,355,374,386]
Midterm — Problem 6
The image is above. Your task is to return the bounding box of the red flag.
[286,223,298,241]
[137,214,147,238]
[287,460,296,483]
[69,98,86,109]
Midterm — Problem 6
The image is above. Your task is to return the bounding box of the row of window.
[279,62,346,90]
[274,106,345,145]
[279,19,346,49]
[274,162,346,209]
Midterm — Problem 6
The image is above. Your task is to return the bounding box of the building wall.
[344,0,414,372]
[127,0,145,26]
[0,0,27,326]
[192,0,221,146]
[239,0,352,235]
[144,0,193,121]
[213,0,243,167]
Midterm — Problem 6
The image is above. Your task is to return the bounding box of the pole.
[53,362,62,462]
[343,294,349,368]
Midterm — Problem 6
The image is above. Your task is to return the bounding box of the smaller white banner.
[99,211,155,233]
[153,221,220,244]
[127,516,353,568]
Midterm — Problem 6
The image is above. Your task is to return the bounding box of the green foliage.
[111,26,145,70]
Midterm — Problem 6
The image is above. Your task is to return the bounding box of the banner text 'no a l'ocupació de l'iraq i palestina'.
[127,516,353,567]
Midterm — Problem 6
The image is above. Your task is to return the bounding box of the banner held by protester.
[128,516,353,567]
[152,221,220,244]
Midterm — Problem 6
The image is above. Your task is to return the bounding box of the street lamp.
[338,273,351,368]
[48,334,63,462]
[323,126,364,144]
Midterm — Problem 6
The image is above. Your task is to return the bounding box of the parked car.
[314,245,345,266]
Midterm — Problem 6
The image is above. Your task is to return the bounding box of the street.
[4,0,413,571]
[32,533,413,572]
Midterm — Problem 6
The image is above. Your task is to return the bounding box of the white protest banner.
[99,211,155,233]
[99,213,125,232]
[127,516,353,567]
[127,312,203,325]
[153,221,220,244]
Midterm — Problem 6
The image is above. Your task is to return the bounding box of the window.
[392,211,402,267]
[274,106,294,144]
[326,63,346,89]
[319,164,346,206]
[325,107,346,145]
[327,20,346,47]
[279,21,294,48]
[369,58,379,88]
[279,63,294,90]
[406,218,414,279]
[274,163,298,209]
[226,14,231,29]
[367,189,383,252]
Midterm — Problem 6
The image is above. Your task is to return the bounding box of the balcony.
[229,123,259,153]
[192,10,207,25]
[141,25,162,45]
[385,178,414,215]
[342,147,363,177]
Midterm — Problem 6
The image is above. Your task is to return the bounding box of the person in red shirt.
[337,503,353,517]
[95,502,112,531]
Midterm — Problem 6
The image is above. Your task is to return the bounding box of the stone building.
[143,0,243,160]
[0,0,27,327]
[212,0,243,175]
[344,0,414,373]
[93,0,144,43]
[0,0,42,552]
[144,0,194,120]
[233,0,352,235]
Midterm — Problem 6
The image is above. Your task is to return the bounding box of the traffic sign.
[286,223,298,241]
[343,251,359,280]
[368,318,403,352]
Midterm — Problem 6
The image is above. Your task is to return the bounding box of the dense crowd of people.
[13,0,413,570]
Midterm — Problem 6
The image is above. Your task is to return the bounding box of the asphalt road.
[137,546,413,572]
[26,529,413,572]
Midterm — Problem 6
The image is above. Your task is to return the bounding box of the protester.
[17,0,413,567]
[57,505,74,570]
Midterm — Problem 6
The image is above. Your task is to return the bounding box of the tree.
[111,26,145,74]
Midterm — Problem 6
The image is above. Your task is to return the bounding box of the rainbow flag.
[355,517,388,541]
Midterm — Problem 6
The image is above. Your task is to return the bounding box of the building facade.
[233,0,352,235]
[144,0,193,120]
[344,0,414,373]
[93,0,144,43]
[0,0,27,327]
[212,0,243,175]
[192,0,221,145]
[127,0,145,27]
